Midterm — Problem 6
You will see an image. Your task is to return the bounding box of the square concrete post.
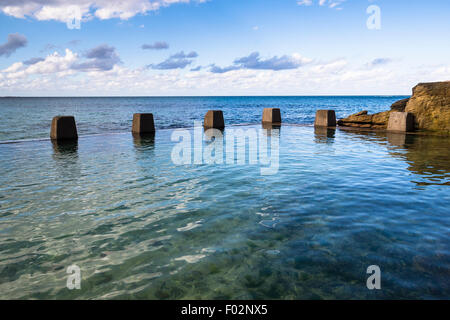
[132,113,155,134]
[387,112,415,132]
[50,116,78,140]
[262,108,281,124]
[203,110,224,129]
[314,110,336,127]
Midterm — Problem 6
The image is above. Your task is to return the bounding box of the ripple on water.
[0,125,449,299]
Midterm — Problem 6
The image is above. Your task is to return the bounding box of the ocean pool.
[0,124,449,299]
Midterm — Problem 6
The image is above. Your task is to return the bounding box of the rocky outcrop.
[390,98,409,112]
[404,81,450,134]
[337,110,391,129]
[338,81,450,133]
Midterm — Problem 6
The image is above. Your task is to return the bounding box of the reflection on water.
[261,123,281,136]
[398,134,450,186]
[261,123,281,130]
[51,140,80,180]
[132,133,155,151]
[314,127,336,144]
[0,125,449,299]
[339,129,450,186]
[51,140,78,158]
[386,132,416,147]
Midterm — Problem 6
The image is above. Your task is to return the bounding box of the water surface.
[0,96,407,142]
[0,124,448,299]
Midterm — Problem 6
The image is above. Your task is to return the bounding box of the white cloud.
[1,47,448,96]
[310,59,347,73]
[298,0,345,10]
[2,62,24,73]
[0,0,206,22]
[297,0,313,6]
[1,49,78,80]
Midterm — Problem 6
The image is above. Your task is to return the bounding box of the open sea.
[0,96,449,299]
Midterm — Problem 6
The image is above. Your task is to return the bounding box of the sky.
[0,0,449,96]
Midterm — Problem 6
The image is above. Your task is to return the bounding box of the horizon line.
[0,94,411,98]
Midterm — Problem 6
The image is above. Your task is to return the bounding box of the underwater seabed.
[0,124,449,299]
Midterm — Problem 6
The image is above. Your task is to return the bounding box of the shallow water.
[0,125,449,299]
[0,96,407,142]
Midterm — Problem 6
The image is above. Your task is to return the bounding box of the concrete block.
[387,112,415,132]
[132,113,155,134]
[314,110,336,127]
[203,110,224,129]
[262,108,281,124]
[50,116,78,140]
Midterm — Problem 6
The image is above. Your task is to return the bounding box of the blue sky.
[0,0,449,96]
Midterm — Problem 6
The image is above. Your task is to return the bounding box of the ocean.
[0,96,449,299]
[0,96,407,142]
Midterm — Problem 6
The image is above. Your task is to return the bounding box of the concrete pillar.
[387,112,414,132]
[203,110,224,129]
[262,108,281,124]
[132,113,155,134]
[50,116,78,140]
[314,110,336,127]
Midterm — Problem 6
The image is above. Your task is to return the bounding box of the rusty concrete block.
[314,110,336,127]
[50,116,78,140]
[262,108,281,124]
[132,113,155,134]
[203,110,224,129]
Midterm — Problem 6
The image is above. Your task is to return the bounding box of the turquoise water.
[0,123,449,299]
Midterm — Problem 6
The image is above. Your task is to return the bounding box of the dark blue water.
[0,96,407,141]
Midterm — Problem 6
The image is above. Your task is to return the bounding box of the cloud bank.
[0,45,447,97]
[71,44,121,71]
[210,52,312,73]
[142,41,169,50]
[149,51,198,70]
[0,0,208,22]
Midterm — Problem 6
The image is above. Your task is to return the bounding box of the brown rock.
[204,110,225,129]
[314,110,336,127]
[262,108,281,124]
[339,113,372,124]
[405,81,450,134]
[50,116,78,140]
[132,113,155,134]
[372,110,391,125]
[390,98,409,112]
[337,110,392,129]
[354,110,368,116]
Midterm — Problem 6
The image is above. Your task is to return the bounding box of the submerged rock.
[405,81,450,134]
